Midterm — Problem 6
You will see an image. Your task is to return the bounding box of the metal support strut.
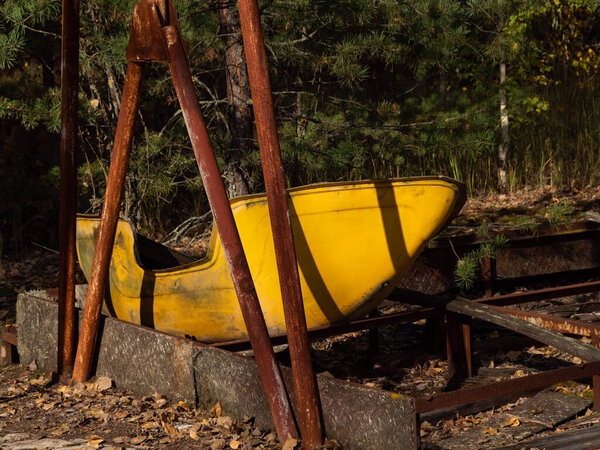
[71,0,299,441]
[237,0,324,446]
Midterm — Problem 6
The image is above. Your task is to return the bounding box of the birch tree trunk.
[498,59,509,189]
[498,12,510,190]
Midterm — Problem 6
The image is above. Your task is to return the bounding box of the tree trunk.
[498,59,509,190]
[218,2,254,197]
[498,12,509,190]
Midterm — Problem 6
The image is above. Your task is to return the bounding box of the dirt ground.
[2,185,600,448]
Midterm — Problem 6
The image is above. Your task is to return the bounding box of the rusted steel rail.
[57,0,79,377]
[493,306,600,340]
[72,61,145,383]
[214,278,600,351]
[74,0,298,440]
[162,21,297,440]
[476,280,600,307]
[0,326,18,364]
[237,0,323,446]
[210,308,442,352]
[401,221,600,295]
[414,360,600,413]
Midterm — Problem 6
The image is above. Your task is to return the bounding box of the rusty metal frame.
[54,0,600,443]
[57,0,79,377]
[414,360,600,413]
[493,306,600,340]
[69,0,300,441]
[237,0,323,445]
[212,276,600,431]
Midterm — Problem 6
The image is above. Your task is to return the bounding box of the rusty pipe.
[236,1,323,447]
[162,25,297,441]
[57,0,80,376]
[72,62,144,383]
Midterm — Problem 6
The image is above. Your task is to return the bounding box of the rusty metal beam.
[477,280,600,307]
[237,0,323,446]
[210,307,441,352]
[400,222,600,295]
[57,0,79,377]
[414,360,600,413]
[72,61,145,383]
[397,289,600,362]
[162,24,298,441]
[391,280,600,310]
[493,306,600,339]
[0,326,17,347]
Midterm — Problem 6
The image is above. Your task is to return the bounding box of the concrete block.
[17,292,416,449]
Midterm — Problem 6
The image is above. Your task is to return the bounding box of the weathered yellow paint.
[76,177,465,343]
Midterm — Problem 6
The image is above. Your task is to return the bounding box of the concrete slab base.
[17,291,417,449]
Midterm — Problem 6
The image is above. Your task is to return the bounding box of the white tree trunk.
[498,60,509,189]
[498,8,509,190]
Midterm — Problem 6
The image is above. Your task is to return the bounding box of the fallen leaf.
[178,400,190,411]
[161,419,178,438]
[42,402,57,411]
[211,438,226,450]
[155,398,168,408]
[55,385,70,396]
[282,436,298,450]
[51,424,68,436]
[265,431,277,442]
[93,376,112,392]
[483,427,498,435]
[87,435,104,447]
[216,416,234,431]
[130,435,148,445]
[573,356,583,365]
[513,369,527,378]
[30,376,50,387]
[87,407,105,419]
[443,418,454,428]
[501,416,520,428]
[141,420,160,430]
[114,410,129,420]
[506,350,521,361]
[230,440,242,449]
[211,401,222,418]
[190,423,202,440]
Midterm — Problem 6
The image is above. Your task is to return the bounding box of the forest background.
[1,0,599,257]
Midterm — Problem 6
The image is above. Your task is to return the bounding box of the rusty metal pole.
[594,375,600,411]
[162,25,298,441]
[236,1,323,447]
[72,62,144,383]
[57,0,79,377]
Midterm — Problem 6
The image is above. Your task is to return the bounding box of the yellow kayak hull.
[76,177,465,343]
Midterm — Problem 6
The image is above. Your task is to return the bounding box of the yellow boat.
[76,177,465,343]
